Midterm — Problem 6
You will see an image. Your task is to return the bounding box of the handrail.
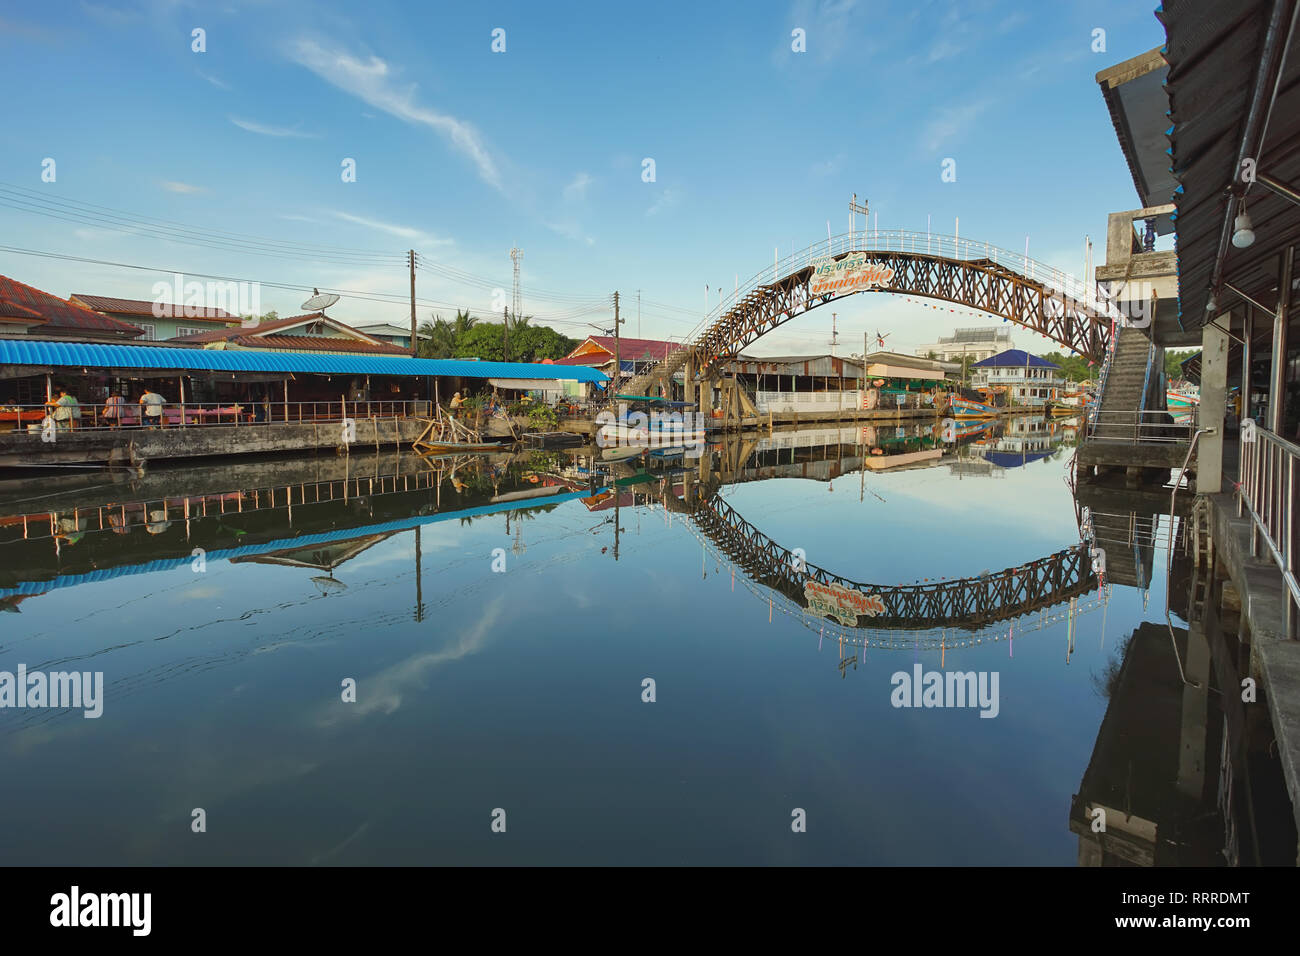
[0,400,429,432]
[1136,337,1157,440]
[1235,423,1300,638]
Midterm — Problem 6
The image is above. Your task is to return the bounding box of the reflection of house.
[914,327,1015,363]
[0,276,144,342]
[229,532,398,572]
[171,312,411,355]
[971,350,1063,406]
[70,294,242,342]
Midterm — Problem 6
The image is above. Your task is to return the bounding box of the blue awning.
[0,339,608,383]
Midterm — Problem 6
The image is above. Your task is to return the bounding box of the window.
[137,323,156,341]
[177,326,210,337]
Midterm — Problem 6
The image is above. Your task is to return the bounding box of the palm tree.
[417,314,457,358]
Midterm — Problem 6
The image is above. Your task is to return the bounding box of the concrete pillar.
[1269,246,1294,436]
[1198,317,1229,493]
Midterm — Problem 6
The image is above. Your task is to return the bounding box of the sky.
[0,0,1166,356]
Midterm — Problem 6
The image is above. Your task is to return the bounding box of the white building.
[914,327,1015,363]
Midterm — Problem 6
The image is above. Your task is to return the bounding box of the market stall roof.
[1158,0,1300,329]
[0,339,608,383]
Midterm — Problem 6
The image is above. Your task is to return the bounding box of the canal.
[0,415,1289,864]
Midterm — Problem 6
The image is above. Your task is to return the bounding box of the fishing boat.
[948,396,1000,419]
[1167,384,1200,410]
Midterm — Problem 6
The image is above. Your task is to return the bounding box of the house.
[350,323,413,350]
[554,335,678,380]
[970,349,1064,406]
[69,294,242,342]
[0,276,145,342]
[169,312,411,355]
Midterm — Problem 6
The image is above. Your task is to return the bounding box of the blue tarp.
[0,339,608,383]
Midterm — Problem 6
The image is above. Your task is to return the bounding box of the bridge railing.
[1236,425,1300,638]
[677,230,1124,356]
[1085,409,1195,443]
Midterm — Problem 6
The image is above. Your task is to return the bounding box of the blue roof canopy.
[0,339,608,383]
[971,349,1060,369]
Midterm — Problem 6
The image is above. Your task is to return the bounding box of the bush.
[526,404,559,429]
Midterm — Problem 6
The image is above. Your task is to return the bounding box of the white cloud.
[646,187,682,217]
[288,37,503,191]
[229,115,319,138]
[563,171,593,202]
[546,220,595,246]
[160,180,205,194]
[921,98,994,152]
[198,70,230,90]
[330,210,453,247]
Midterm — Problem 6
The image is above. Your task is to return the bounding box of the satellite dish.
[301,288,341,312]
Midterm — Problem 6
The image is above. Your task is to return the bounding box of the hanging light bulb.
[1231,204,1256,248]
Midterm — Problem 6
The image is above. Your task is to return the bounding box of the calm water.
[0,416,1208,864]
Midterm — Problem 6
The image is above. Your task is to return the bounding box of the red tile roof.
[0,276,144,336]
[562,335,677,364]
[70,294,242,322]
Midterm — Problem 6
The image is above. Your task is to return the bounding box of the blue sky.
[0,0,1164,354]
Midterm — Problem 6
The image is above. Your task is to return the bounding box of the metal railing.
[1085,409,1196,443]
[1137,337,1157,418]
[634,228,1126,387]
[0,400,429,433]
[1089,329,1117,429]
[1236,424,1300,638]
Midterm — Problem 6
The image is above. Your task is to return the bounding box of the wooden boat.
[1167,386,1200,410]
[414,441,499,455]
[948,396,1000,419]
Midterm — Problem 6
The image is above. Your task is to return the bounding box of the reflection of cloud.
[311,820,371,864]
[316,597,503,724]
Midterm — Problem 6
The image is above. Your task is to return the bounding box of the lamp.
[1231,204,1255,248]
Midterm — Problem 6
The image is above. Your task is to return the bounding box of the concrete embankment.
[0,418,431,469]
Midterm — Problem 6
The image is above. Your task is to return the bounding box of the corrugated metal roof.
[0,338,609,382]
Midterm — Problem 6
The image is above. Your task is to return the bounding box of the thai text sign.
[804,580,886,625]
[809,253,895,296]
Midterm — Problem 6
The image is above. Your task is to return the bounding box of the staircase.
[624,346,693,396]
[1091,327,1155,440]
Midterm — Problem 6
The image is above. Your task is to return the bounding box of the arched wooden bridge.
[627,231,1121,394]
[688,491,1098,632]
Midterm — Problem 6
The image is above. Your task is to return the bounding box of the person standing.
[102,391,124,429]
[139,387,166,429]
[46,388,80,431]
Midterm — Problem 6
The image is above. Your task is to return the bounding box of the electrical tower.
[509,247,522,321]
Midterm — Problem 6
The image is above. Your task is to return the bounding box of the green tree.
[454,322,507,361]
[1165,349,1198,381]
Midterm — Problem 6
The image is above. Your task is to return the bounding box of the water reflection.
[0,413,1288,864]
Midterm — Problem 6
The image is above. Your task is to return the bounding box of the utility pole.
[503,307,509,362]
[408,249,417,358]
[636,289,641,339]
[613,291,621,396]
